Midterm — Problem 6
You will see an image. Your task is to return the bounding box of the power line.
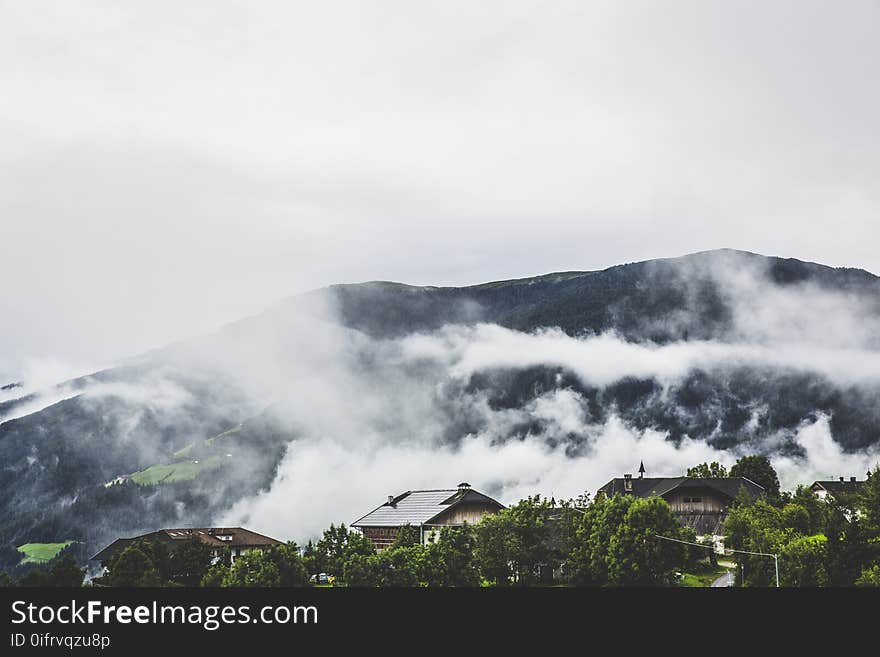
[654,534,779,587]
[653,534,717,550]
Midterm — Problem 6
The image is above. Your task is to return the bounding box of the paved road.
[711,570,735,587]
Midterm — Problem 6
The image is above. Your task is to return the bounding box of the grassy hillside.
[129,455,229,485]
[17,541,75,564]
[128,425,242,485]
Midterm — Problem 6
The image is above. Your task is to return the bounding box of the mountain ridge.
[329,248,879,292]
[1,248,879,571]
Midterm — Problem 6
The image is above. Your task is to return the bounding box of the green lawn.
[679,562,731,587]
[17,541,75,564]
[130,455,227,485]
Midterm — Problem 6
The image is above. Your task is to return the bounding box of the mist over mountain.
[2,249,879,570]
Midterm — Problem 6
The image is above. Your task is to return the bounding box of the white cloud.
[221,414,730,543]
[2,1,880,374]
[401,324,880,388]
[773,415,880,488]
[3,3,880,541]
[216,292,880,539]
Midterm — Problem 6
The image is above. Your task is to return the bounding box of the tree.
[790,485,828,535]
[606,497,688,586]
[855,565,880,587]
[200,563,228,587]
[267,543,310,586]
[687,462,728,478]
[309,524,344,576]
[825,500,872,586]
[730,455,780,498]
[551,493,592,583]
[564,495,608,585]
[343,553,381,587]
[780,503,812,536]
[342,533,376,572]
[473,496,558,586]
[392,525,420,549]
[376,546,423,586]
[473,511,515,586]
[721,490,842,587]
[505,496,558,584]
[103,543,165,587]
[581,493,637,585]
[779,534,828,587]
[302,540,318,577]
[13,546,85,588]
[423,524,480,587]
[16,567,50,587]
[565,494,693,586]
[859,466,880,538]
[168,539,214,586]
[221,551,280,587]
[47,554,85,587]
[311,524,375,578]
[341,523,482,588]
[723,498,787,586]
[341,546,425,587]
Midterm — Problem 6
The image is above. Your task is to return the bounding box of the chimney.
[458,482,471,491]
[387,495,395,505]
[850,477,857,482]
[623,473,633,492]
[839,476,845,482]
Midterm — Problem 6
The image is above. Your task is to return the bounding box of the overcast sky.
[2,0,879,383]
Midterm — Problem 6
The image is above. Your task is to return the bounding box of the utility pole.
[735,546,780,588]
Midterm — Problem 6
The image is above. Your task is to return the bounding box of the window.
[683,497,703,503]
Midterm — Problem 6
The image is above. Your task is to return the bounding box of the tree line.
[3,456,879,587]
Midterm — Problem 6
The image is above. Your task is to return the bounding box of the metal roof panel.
[352,490,459,527]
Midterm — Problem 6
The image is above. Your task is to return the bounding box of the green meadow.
[17,541,75,564]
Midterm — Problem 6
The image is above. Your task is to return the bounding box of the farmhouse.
[597,464,764,536]
[352,483,505,550]
[91,527,282,567]
[810,475,869,501]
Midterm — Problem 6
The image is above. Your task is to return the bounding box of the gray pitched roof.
[810,480,866,495]
[597,477,681,497]
[352,488,504,528]
[597,476,764,501]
